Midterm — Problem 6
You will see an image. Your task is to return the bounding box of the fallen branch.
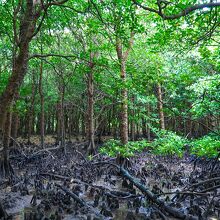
[9,136,21,148]
[40,172,73,181]
[32,146,60,156]
[56,184,104,218]
[156,191,209,197]
[93,162,197,220]
[119,166,197,219]
[200,184,220,193]
[40,172,137,199]
[56,184,88,207]
[185,177,220,191]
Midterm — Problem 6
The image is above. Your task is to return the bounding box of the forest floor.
[1,138,220,220]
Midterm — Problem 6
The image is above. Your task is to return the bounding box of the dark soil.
[0,141,220,220]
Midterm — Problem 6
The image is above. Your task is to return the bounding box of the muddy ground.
[1,141,220,220]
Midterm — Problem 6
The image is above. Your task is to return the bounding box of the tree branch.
[28,53,90,63]
[132,0,159,14]
[132,0,220,20]
[163,2,220,20]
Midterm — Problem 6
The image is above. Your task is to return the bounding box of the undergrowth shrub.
[99,139,150,157]
[191,134,220,157]
[152,130,187,157]
[99,131,220,158]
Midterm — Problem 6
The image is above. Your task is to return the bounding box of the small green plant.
[152,130,187,157]
[99,139,150,157]
[191,134,220,158]
[87,155,93,161]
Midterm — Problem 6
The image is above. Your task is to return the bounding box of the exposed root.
[0,154,14,180]
[0,201,8,219]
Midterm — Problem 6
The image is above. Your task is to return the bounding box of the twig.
[185,177,220,191]
[156,191,209,196]
[200,184,220,193]
[31,146,60,156]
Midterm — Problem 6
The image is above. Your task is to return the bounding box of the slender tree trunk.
[67,110,71,142]
[136,115,140,140]
[47,113,51,134]
[87,52,96,154]
[60,86,66,154]
[112,104,118,139]
[142,118,147,138]
[56,102,61,143]
[116,47,128,144]
[115,32,134,166]
[120,60,129,144]
[147,104,151,141]
[82,112,86,138]
[130,96,135,141]
[28,73,36,144]
[157,83,165,130]
[115,32,134,146]
[39,58,45,148]
[51,112,55,134]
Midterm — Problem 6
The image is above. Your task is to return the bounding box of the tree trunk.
[60,86,66,154]
[147,104,151,141]
[157,83,165,130]
[3,112,12,151]
[39,58,45,148]
[116,44,128,145]
[0,0,38,177]
[0,112,13,178]
[121,62,129,145]
[130,96,135,141]
[115,32,134,166]
[116,32,134,146]
[86,52,96,155]
[11,112,19,146]
[56,102,62,143]
[142,118,147,138]
[27,73,36,144]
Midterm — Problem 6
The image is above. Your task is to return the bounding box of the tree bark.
[60,85,66,154]
[142,118,147,138]
[56,102,62,143]
[157,83,165,130]
[39,55,45,148]
[0,112,13,178]
[147,104,151,141]
[130,96,135,141]
[116,32,134,145]
[11,112,19,146]
[28,73,36,144]
[86,52,96,154]
[0,0,37,177]
[115,32,134,166]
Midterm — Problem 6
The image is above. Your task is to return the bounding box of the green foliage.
[100,132,220,159]
[188,74,220,118]
[0,0,219,158]
[152,130,187,157]
[99,139,150,157]
[191,134,220,158]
